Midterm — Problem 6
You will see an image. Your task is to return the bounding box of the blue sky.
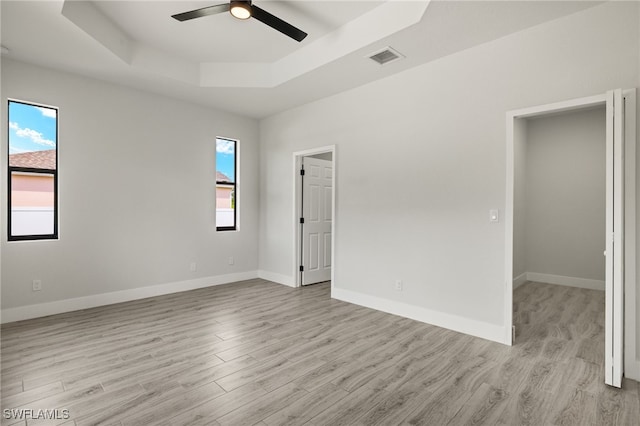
[9,101,57,154]
[216,138,235,182]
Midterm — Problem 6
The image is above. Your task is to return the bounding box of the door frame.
[504,90,637,381]
[292,145,336,288]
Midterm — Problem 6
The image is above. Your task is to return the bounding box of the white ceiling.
[1,1,603,119]
[93,1,385,63]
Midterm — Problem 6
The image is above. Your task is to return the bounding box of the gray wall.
[259,2,638,335]
[1,59,260,310]
[1,1,639,360]
[524,107,606,282]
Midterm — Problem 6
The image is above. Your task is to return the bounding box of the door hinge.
[300,168,305,176]
[300,217,304,224]
[299,265,304,272]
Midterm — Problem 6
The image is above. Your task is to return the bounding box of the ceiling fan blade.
[251,5,307,42]
[172,3,230,22]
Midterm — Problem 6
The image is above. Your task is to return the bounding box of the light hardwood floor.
[1,279,639,425]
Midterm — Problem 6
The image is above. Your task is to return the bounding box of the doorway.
[293,146,336,287]
[505,89,637,388]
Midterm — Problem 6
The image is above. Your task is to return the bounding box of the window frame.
[216,137,237,232]
[7,99,59,241]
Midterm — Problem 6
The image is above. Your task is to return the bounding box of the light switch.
[489,209,499,223]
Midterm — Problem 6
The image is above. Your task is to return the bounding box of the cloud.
[9,146,28,154]
[10,122,55,148]
[216,139,235,155]
[36,107,57,119]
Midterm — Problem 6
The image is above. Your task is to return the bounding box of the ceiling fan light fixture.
[230,1,251,20]
[172,0,307,42]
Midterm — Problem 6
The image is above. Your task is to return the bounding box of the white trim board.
[513,273,527,290]
[258,270,295,288]
[504,92,609,346]
[332,287,507,344]
[1,270,259,324]
[524,272,605,291]
[623,89,637,383]
[505,89,637,355]
[508,93,606,119]
[292,145,336,289]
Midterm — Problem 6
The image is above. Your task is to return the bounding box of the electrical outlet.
[189,262,197,272]
[228,256,234,266]
[395,280,403,291]
[32,280,42,292]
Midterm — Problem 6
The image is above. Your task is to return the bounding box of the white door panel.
[324,233,332,268]
[302,157,333,285]
[324,187,333,220]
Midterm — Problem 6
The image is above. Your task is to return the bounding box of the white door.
[605,88,624,388]
[301,157,332,285]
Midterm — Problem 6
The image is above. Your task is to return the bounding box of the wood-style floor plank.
[261,382,348,426]
[2,279,639,425]
[169,382,264,425]
[1,382,64,412]
[215,382,309,426]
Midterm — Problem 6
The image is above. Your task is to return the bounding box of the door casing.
[504,89,637,384]
[293,145,336,289]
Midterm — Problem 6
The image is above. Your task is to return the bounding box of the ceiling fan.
[171,1,308,42]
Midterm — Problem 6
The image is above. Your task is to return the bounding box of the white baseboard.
[513,273,527,289]
[332,287,507,344]
[526,272,605,291]
[1,270,259,324]
[258,270,295,287]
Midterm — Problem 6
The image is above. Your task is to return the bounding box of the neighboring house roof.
[9,149,56,170]
[216,171,233,183]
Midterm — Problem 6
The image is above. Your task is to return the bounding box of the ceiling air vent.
[367,46,404,66]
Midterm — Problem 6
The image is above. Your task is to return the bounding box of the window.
[216,137,237,231]
[8,100,58,241]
